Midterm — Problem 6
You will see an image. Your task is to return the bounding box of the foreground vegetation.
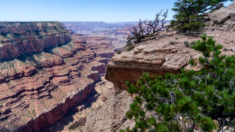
[121,0,235,131]
[122,33,235,131]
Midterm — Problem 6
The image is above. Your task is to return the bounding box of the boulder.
[208,7,235,23]
[230,13,235,21]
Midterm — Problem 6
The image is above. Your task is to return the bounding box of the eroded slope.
[0,22,115,132]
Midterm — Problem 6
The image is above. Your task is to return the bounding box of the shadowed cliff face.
[0,22,115,132]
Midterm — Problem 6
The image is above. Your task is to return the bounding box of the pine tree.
[169,0,233,33]
[121,34,235,132]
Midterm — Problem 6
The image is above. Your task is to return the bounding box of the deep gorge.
[0,22,115,132]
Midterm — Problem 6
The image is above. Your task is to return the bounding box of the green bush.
[127,45,134,51]
[175,37,179,40]
[122,34,235,132]
[190,41,196,47]
[169,41,175,45]
[117,49,122,54]
[184,41,189,47]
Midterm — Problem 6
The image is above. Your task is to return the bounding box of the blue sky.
[0,0,233,22]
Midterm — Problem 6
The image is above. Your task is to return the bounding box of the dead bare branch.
[127,9,168,44]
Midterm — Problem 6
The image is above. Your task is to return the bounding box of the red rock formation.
[105,36,196,89]
[0,22,71,61]
[0,22,115,132]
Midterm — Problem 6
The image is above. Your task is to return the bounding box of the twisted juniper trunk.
[128,10,168,44]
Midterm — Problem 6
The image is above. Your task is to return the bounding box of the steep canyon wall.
[0,22,115,132]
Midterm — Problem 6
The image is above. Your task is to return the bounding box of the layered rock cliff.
[0,22,115,132]
[0,22,71,61]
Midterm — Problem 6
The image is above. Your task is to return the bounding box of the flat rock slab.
[208,7,235,23]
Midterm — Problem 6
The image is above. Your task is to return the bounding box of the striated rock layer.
[105,35,198,90]
[0,22,71,61]
[0,22,115,132]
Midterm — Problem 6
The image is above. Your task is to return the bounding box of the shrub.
[128,10,168,43]
[190,41,196,47]
[122,34,235,132]
[184,41,189,47]
[169,41,175,45]
[126,45,134,51]
[175,37,179,40]
[117,49,122,54]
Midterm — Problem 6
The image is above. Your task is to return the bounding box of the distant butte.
[63,22,139,49]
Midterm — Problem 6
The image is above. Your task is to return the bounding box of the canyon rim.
[1,0,235,132]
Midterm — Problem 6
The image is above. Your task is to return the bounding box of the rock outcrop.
[105,34,199,89]
[105,1,235,90]
[227,1,235,10]
[105,31,235,91]
[205,1,235,31]
[0,22,115,132]
[76,2,235,131]
[208,7,235,23]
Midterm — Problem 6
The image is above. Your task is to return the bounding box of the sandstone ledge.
[106,29,235,90]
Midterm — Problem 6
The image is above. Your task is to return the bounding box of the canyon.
[0,22,115,132]
[63,22,138,49]
[1,2,235,131]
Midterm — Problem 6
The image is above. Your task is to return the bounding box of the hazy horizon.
[1,0,232,22]
[0,20,171,23]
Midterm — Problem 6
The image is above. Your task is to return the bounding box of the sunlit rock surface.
[0,22,115,132]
